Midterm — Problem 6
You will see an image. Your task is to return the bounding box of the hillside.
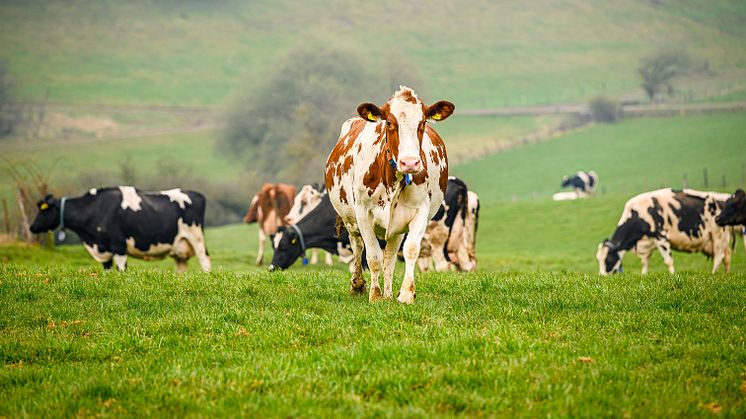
[1,0,745,108]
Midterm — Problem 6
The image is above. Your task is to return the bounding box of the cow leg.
[348,232,366,294]
[324,251,334,266]
[256,229,266,266]
[102,260,113,270]
[398,208,429,304]
[654,239,675,273]
[174,258,188,273]
[383,234,405,299]
[310,249,318,265]
[712,236,730,274]
[113,254,127,272]
[187,235,212,273]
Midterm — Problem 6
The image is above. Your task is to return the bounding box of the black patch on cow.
[668,192,706,238]
[610,209,652,252]
[707,201,717,216]
[29,187,207,268]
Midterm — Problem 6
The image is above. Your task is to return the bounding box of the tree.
[219,40,425,186]
[638,47,692,101]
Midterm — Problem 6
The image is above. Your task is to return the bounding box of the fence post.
[721,174,726,189]
[683,173,688,189]
[703,168,709,189]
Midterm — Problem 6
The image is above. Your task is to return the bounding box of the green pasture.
[3,111,746,416]
[2,0,746,108]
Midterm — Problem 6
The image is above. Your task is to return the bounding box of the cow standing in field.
[29,187,211,272]
[269,193,355,271]
[596,188,731,275]
[284,183,334,265]
[418,177,479,272]
[562,170,598,195]
[325,86,454,303]
[243,183,296,265]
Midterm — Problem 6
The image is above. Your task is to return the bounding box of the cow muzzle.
[398,157,422,174]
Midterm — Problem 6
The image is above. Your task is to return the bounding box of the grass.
[1,263,745,416]
[1,1,746,108]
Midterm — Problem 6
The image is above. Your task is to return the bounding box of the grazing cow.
[561,171,598,195]
[29,187,211,272]
[417,177,478,272]
[268,193,355,271]
[285,183,333,265]
[463,190,481,268]
[596,188,731,275]
[243,183,296,265]
[325,86,454,303]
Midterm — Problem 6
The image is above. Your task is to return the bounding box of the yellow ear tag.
[291,238,297,244]
[432,113,442,121]
[40,203,49,210]
[367,112,376,122]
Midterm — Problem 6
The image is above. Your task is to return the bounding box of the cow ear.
[277,226,286,234]
[426,100,455,121]
[357,103,382,122]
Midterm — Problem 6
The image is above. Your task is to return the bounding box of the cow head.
[285,185,323,224]
[357,86,454,174]
[268,226,303,271]
[716,189,746,226]
[560,175,571,188]
[30,194,62,234]
[596,239,624,275]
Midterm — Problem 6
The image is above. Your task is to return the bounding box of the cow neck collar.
[289,224,308,265]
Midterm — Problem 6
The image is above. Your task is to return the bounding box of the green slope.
[1,0,745,107]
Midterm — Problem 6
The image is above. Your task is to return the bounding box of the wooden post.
[703,168,709,189]
[683,173,688,189]
[16,191,32,243]
[721,174,727,189]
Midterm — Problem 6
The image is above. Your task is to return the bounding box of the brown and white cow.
[596,188,732,275]
[243,183,296,265]
[325,86,454,304]
[285,183,334,265]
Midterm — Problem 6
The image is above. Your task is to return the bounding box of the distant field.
[1,0,745,108]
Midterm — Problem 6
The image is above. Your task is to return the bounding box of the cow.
[561,171,598,195]
[29,187,211,272]
[325,86,454,303]
[243,183,296,266]
[268,193,356,271]
[596,188,731,275]
[715,189,746,252]
[417,177,478,272]
[284,183,333,265]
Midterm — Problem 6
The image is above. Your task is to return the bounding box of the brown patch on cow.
[430,149,440,165]
[363,149,397,196]
[339,186,348,204]
[247,183,296,234]
[378,197,385,208]
[423,125,449,193]
[399,89,419,104]
[325,119,367,191]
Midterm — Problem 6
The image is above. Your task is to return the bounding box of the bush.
[589,96,620,123]
[638,47,692,101]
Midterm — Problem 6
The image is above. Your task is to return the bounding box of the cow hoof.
[349,279,366,295]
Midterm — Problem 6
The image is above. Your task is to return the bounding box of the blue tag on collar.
[404,174,412,185]
[58,230,66,242]
[302,256,309,265]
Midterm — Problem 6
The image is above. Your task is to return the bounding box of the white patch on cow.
[160,188,192,209]
[286,185,324,224]
[83,243,112,263]
[119,186,142,211]
[576,171,590,186]
[126,237,172,260]
[88,188,97,195]
[273,231,283,249]
[389,86,425,164]
[113,254,127,271]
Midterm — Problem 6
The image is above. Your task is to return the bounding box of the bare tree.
[638,47,692,101]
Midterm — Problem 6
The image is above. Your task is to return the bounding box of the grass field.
[1,1,746,108]
[3,112,746,416]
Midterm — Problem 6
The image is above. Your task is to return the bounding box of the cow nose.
[398,157,422,173]
[268,264,276,272]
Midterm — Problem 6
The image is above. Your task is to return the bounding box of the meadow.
[2,112,746,416]
[2,0,746,108]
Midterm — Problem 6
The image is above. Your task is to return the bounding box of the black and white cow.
[561,171,598,194]
[29,186,211,272]
[418,177,478,272]
[596,188,731,275]
[285,184,334,265]
[268,193,353,271]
